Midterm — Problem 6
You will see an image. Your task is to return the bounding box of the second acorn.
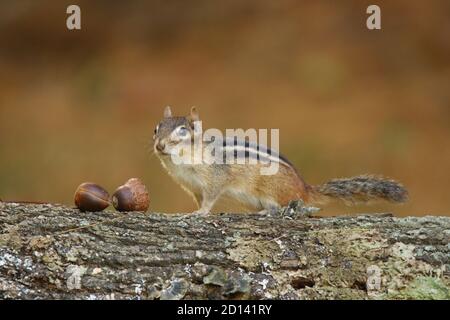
[112,178,150,212]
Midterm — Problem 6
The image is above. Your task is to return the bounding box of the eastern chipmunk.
[153,106,408,214]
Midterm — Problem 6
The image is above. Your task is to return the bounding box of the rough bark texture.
[0,202,449,300]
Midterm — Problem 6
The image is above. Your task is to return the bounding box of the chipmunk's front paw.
[192,209,210,216]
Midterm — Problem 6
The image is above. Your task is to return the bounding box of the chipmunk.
[153,106,408,214]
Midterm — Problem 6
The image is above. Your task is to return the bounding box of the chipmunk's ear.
[164,106,172,118]
[189,106,199,121]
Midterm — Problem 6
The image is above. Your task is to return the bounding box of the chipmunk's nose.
[156,141,166,152]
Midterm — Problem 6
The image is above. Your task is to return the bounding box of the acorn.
[74,182,110,212]
[112,178,150,212]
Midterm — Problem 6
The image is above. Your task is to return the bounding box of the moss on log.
[0,202,448,299]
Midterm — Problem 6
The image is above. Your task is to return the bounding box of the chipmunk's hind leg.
[257,198,281,215]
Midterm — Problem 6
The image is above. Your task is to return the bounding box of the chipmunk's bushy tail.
[310,175,408,205]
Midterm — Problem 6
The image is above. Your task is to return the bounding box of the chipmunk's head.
[153,106,200,156]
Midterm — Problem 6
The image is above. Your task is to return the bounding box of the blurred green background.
[0,1,449,216]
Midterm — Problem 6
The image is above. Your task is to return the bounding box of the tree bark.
[0,202,448,300]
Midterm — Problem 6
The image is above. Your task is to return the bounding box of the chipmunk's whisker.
[146,146,157,160]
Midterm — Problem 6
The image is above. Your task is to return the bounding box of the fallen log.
[0,202,448,299]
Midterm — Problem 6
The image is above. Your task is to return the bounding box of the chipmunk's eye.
[176,126,189,137]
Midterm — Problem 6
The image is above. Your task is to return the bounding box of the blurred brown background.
[0,0,449,216]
